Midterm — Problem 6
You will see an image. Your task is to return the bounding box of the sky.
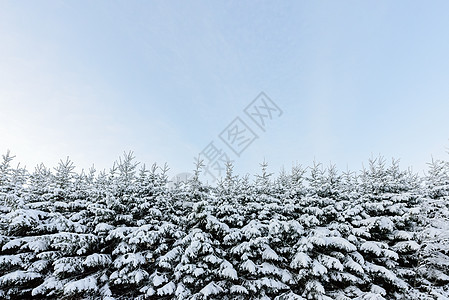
[1,0,449,182]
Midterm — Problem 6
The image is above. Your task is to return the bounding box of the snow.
[63,276,97,295]
[133,269,147,283]
[241,259,257,274]
[199,282,223,297]
[1,153,449,299]
[360,241,383,256]
[393,230,413,240]
[230,284,248,294]
[25,239,49,253]
[204,254,222,264]
[263,246,280,261]
[54,257,84,276]
[325,237,357,252]
[291,252,311,268]
[83,253,112,267]
[193,267,205,277]
[356,292,386,300]
[2,237,25,251]
[312,260,328,276]
[220,260,238,279]
[32,276,65,296]
[157,281,176,296]
[345,257,364,274]
[0,270,41,285]
[305,280,325,294]
[319,255,344,271]
[394,240,420,252]
[259,277,288,290]
[370,284,386,296]
[274,291,305,300]
[259,262,281,275]
[113,252,145,268]
[0,254,23,267]
[94,222,114,233]
[152,273,167,287]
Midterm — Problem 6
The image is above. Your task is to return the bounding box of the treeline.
[0,151,448,299]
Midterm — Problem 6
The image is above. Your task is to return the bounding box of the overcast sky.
[1,0,449,181]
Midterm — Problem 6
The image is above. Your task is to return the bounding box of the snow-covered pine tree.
[287,163,361,299]
[169,158,236,299]
[354,157,420,297]
[0,152,43,299]
[2,150,449,299]
[0,157,101,299]
[0,151,27,213]
[414,158,449,298]
[227,162,293,299]
[30,159,102,299]
[113,161,185,299]
[101,152,149,298]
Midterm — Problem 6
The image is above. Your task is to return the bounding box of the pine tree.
[414,158,449,298]
[1,151,449,299]
[354,157,420,297]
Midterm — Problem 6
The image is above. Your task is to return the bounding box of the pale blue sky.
[1,0,449,180]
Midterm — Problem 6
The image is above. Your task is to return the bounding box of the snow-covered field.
[0,152,448,299]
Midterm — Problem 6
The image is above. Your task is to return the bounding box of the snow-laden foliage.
[0,152,448,299]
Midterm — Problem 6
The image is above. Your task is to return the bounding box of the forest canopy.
[0,151,448,299]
